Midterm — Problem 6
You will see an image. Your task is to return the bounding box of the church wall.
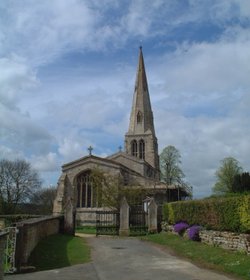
[76,207,113,226]
[53,174,67,215]
[54,159,125,225]
[65,161,121,204]
[63,161,121,184]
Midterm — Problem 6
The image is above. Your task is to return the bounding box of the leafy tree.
[90,168,149,210]
[160,145,185,185]
[30,186,57,214]
[213,157,243,195]
[160,146,192,200]
[0,159,41,214]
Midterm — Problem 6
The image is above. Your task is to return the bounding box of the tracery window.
[131,140,138,157]
[139,139,145,159]
[76,171,97,208]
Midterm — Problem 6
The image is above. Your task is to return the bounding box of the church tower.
[125,47,160,179]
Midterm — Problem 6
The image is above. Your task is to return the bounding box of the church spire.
[128,46,155,135]
[125,47,159,175]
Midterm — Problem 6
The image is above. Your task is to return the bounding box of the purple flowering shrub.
[173,222,189,235]
[187,225,201,241]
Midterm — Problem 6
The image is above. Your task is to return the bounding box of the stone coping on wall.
[161,222,250,255]
[15,215,64,226]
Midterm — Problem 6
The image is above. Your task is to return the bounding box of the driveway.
[6,235,237,280]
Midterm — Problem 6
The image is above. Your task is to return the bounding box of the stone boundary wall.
[15,215,64,270]
[162,223,250,255]
[199,230,250,254]
[0,232,8,280]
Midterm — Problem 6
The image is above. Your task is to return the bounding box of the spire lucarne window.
[137,111,143,123]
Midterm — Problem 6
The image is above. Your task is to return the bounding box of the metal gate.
[4,227,18,274]
[129,206,148,236]
[96,210,120,236]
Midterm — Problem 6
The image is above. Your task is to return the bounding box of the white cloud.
[0,145,24,160]
[0,103,52,152]
[237,0,250,17]
[155,40,250,98]
[58,138,88,162]
[0,0,100,65]
[0,55,38,107]
[31,152,58,172]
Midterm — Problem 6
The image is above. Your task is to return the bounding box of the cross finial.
[88,146,93,156]
[118,146,122,152]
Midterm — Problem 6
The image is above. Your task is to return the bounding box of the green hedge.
[163,195,250,233]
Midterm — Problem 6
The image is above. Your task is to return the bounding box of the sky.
[1,0,250,198]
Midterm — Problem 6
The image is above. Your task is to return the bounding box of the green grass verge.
[143,232,250,280]
[76,226,96,234]
[28,234,91,271]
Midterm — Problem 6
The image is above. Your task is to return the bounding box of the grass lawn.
[143,232,250,280]
[75,226,96,235]
[28,234,91,271]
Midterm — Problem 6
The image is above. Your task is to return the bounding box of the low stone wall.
[76,208,97,226]
[200,230,250,254]
[15,215,64,269]
[161,222,250,255]
[0,232,8,280]
[76,207,112,226]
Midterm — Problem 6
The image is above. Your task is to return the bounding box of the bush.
[239,195,250,232]
[187,225,201,241]
[162,194,250,233]
[173,222,189,235]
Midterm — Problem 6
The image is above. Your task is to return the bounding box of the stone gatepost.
[148,198,158,233]
[119,197,130,236]
[64,197,75,235]
[63,176,75,235]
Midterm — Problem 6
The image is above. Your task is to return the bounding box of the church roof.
[107,151,154,169]
[62,154,122,171]
[61,154,145,178]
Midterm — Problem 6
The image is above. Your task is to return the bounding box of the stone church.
[53,47,189,225]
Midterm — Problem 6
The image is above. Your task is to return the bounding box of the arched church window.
[131,140,138,157]
[139,139,145,159]
[137,111,143,123]
[76,171,97,208]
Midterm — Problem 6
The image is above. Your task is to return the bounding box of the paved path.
[6,236,237,280]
